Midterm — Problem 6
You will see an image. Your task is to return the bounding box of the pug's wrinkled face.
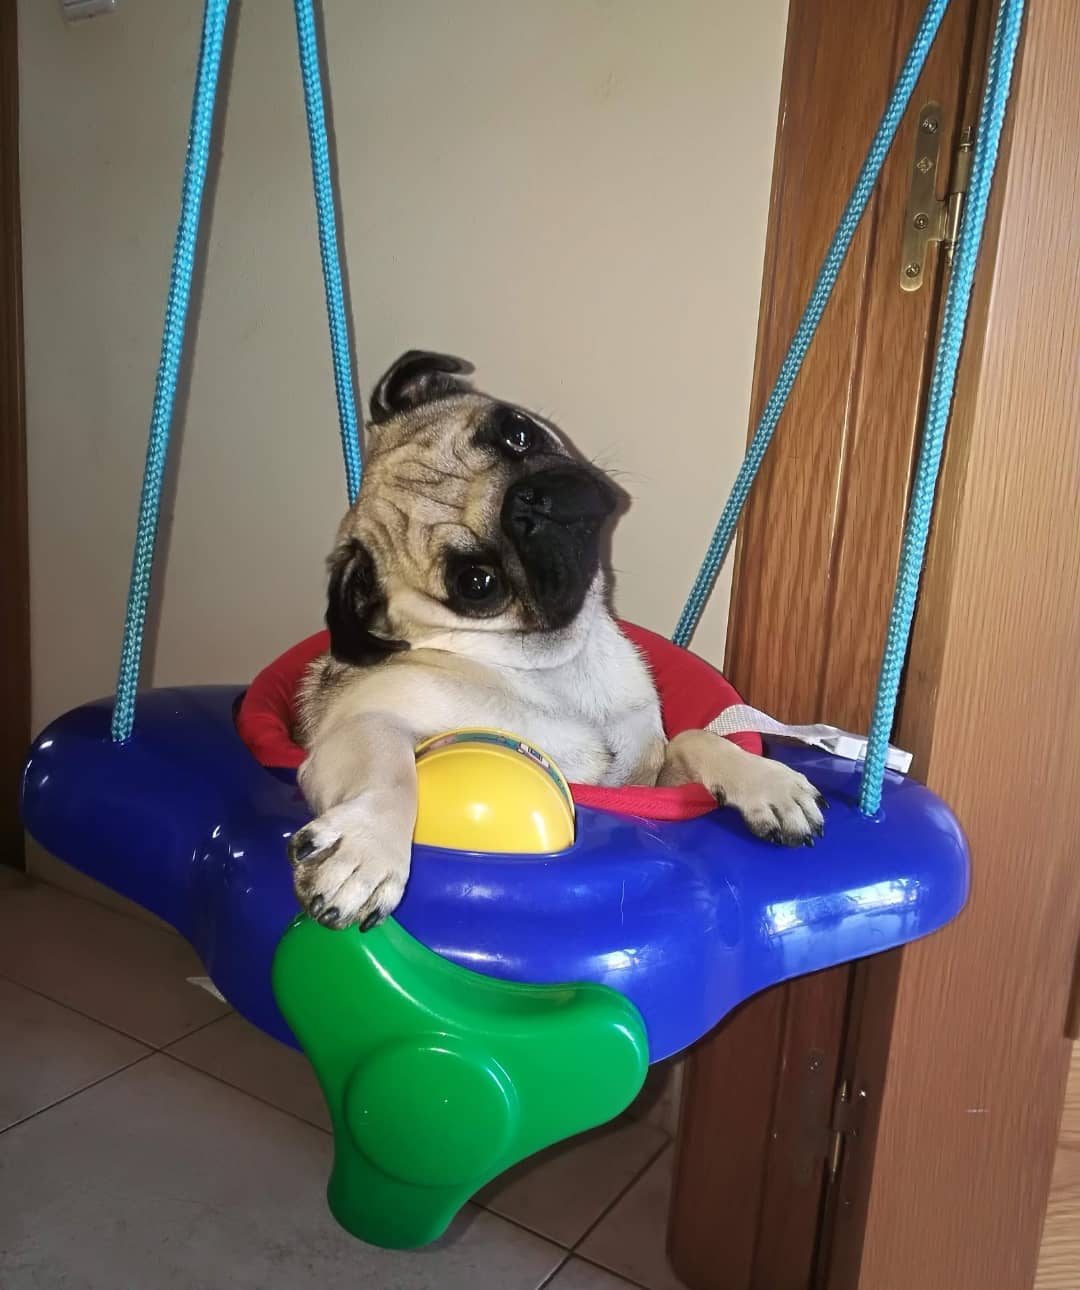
[324,351,618,666]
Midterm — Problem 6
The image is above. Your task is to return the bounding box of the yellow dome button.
[413,729,575,854]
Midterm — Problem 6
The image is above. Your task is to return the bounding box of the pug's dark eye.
[500,412,535,455]
[455,565,500,602]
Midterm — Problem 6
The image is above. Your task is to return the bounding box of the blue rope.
[113,0,363,741]
[111,0,230,742]
[672,0,952,648]
[859,0,1025,814]
[293,0,363,505]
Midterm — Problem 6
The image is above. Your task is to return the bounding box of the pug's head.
[324,350,620,666]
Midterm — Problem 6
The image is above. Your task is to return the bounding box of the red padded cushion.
[236,621,761,822]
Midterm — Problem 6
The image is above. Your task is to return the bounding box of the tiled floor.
[0,873,690,1290]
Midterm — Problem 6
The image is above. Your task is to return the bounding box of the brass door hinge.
[826,1076,870,1184]
[900,102,975,292]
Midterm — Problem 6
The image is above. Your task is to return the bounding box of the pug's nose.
[512,484,550,518]
[503,467,616,538]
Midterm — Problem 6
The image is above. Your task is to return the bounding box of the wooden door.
[668,0,982,1284]
[0,0,29,871]
[826,2,1080,1286]
[1036,1046,1080,1289]
[670,1,1080,1287]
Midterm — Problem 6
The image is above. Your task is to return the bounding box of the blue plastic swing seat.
[21,684,968,1063]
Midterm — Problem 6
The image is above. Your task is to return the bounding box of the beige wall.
[20,0,788,732]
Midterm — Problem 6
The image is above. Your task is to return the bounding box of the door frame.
[670,1,1080,1287]
[670,0,982,1284]
[0,0,29,871]
[832,3,1080,1286]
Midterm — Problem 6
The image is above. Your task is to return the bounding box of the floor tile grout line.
[3,979,658,1232]
[0,885,233,1044]
[5,873,185,935]
[0,1049,157,1137]
[535,1250,574,1289]
[159,1047,335,1137]
[0,971,230,1050]
[463,1201,576,1253]
[155,1010,236,1052]
[570,1251,659,1290]
[1,1033,664,1287]
[570,1139,672,1255]
[0,973,159,1046]
[471,1117,672,1235]
[4,880,673,1284]
[534,1248,656,1290]
[1,1030,608,1275]
[472,1125,674,1256]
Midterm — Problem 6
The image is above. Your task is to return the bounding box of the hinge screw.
[921,115,940,133]
[913,212,929,230]
[904,262,921,278]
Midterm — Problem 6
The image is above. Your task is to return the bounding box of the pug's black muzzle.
[501,466,616,629]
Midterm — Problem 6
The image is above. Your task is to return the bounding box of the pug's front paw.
[722,756,826,847]
[288,801,411,930]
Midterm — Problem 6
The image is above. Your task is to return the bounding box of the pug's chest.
[500,640,666,788]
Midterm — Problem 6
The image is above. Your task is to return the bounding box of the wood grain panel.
[746,968,852,1289]
[849,4,1080,1286]
[0,0,29,869]
[815,947,902,1289]
[725,0,974,724]
[669,0,977,1284]
[1036,1043,1080,1289]
[670,987,788,1290]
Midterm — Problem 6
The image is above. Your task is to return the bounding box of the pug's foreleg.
[658,730,825,846]
[287,713,418,930]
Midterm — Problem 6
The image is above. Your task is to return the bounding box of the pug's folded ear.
[369,350,475,424]
[325,539,409,666]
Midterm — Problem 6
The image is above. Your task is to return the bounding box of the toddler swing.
[21,0,1024,1251]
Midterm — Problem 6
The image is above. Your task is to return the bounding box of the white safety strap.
[706,704,913,774]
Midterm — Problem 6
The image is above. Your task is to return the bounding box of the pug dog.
[289,351,824,930]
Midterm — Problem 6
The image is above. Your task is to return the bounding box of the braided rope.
[113,0,365,741]
[672,0,1025,818]
[293,0,363,504]
[859,0,1025,813]
[672,0,952,648]
[111,0,229,742]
